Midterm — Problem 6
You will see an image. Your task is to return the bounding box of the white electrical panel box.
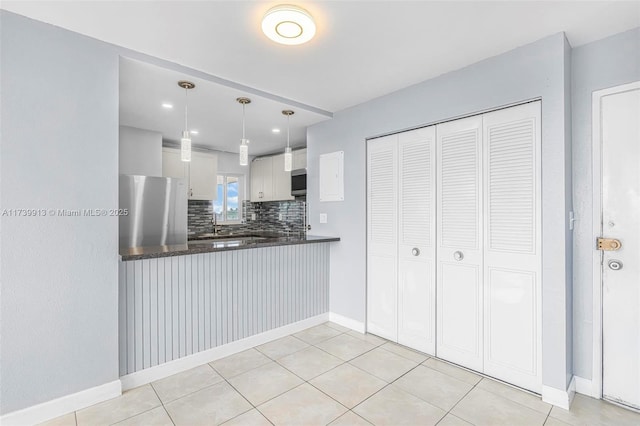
[319,151,344,202]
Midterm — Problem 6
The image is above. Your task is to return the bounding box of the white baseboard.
[574,376,599,398]
[542,376,576,410]
[120,313,329,391]
[329,312,365,333]
[0,380,121,426]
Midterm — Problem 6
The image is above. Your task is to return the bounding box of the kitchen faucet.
[211,213,220,235]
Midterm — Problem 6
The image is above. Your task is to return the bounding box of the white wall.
[571,27,640,380]
[0,11,119,414]
[307,33,573,392]
[119,125,162,176]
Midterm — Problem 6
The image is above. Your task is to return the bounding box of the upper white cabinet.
[272,154,295,201]
[162,148,217,200]
[250,156,273,201]
[190,152,218,200]
[162,148,186,179]
[250,152,297,202]
[293,148,307,170]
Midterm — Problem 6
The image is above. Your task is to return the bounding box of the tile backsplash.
[188,199,307,238]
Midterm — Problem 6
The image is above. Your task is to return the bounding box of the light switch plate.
[319,213,328,224]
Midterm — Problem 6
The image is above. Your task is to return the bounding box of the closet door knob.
[411,248,420,256]
[453,251,464,261]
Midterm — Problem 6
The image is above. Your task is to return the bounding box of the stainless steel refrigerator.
[119,175,188,248]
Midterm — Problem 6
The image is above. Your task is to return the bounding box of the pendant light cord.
[286,113,290,148]
[184,87,189,132]
[242,102,246,139]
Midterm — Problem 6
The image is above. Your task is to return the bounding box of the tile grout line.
[440,376,483,422]
[148,381,177,426]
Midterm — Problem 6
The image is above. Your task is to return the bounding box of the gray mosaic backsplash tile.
[188,199,307,238]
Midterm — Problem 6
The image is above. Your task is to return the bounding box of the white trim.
[0,380,121,426]
[120,313,329,391]
[574,376,598,398]
[542,376,576,410]
[329,312,366,333]
[591,81,640,401]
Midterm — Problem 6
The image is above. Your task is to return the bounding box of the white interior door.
[397,126,436,354]
[436,116,484,372]
[367,135,398,341]
[601,83,640,410]
[482,102,542,393]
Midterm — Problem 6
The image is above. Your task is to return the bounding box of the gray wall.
[307,33,573,391]
[0,12,119,414]
[119,125,162,176]
[571,27,640,380]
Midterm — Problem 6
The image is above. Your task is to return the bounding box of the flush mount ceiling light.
[178,80,195,162]
[237,97,251,166]
[262,4,316,45]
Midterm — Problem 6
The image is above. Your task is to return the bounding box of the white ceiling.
[3,1,639,155]
[120,57,328,155]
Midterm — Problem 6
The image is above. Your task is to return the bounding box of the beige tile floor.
[41,322,640,426]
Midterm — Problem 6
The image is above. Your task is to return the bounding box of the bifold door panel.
[367,128,436,354]
[482,102,541,392]
[367,101,542,393]
[436,115,484,372]
[366,135,398,341]
[397,128,436,354]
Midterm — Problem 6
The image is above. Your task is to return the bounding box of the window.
[213,174,243,223]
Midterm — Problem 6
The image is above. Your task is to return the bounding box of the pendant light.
[282,110,294,172]
[237,97,251,166]
[178,80,195,162]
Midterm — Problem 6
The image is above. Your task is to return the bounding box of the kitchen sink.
[189,235,267,245]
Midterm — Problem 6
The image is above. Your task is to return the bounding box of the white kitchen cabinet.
[293,148,307,170]
[367,127,436,354]
[162,148,217,200]
[250,156,273,201]
[189,152,218,200]
[272,154,295,201]
[162,148,186,179]
[250,154,294,202]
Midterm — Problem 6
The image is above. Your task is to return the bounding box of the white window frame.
[213,173,244,224]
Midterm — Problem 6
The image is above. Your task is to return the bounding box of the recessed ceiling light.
[190,130,199,135]
[262,5,316,45]
[162,103,173,109]
[272,128,281,133]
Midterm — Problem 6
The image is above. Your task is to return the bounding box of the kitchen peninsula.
[118,233,339,383]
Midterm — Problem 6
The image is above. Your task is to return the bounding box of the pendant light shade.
[181,130,192,162]
[282,110,294,172]
[239,140,249,166]
[178,81,195,162]
[284,146,293,171]
[237,97,251,166]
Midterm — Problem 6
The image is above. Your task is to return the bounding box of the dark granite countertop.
[119,233,340,261]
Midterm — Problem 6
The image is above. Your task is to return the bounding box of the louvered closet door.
[397,127,436,354]
[367,135,398,341]
[436,115,484,372]
[482,102,541,392]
